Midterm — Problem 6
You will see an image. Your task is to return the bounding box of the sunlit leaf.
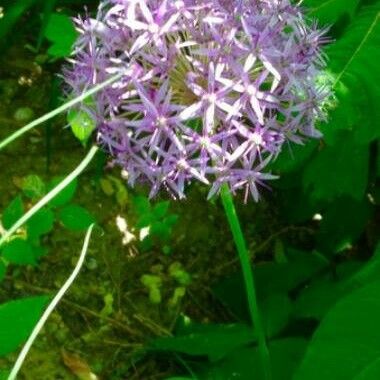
[0,295,49,356]
[2,238,36,265]
[58,204,95,231]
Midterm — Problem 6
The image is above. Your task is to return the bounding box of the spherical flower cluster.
[64,0,330,201]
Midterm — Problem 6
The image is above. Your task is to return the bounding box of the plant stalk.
[0,73,123,152]
[0,146,99,247]
[8,224,95,380]
[220,184,271,380]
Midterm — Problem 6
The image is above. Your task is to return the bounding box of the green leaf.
[213,248,328,322]
[58,204,95,231]
[2,196,24,230]
[293,261,362,320]
[305,0,360,25]
[322,4,380,144]
[150,323,255,362]
[316,197,373,254]
[67,109,96,144]
[133,196,151,215]
[271,140,318,175]
[294,280,380,380]
[150,221,171,240]
[353,358,380,380]
[0,295,49,356]
[27,208,54,240]
[262,293,292,338]
[44,13,78,58]
[202,338,307,380]
[303,132,369,201]
[2,239,36,265]
[153,201,170,219]
[345,242,380,289]
[48,177,77,207]
[21,175,46,199]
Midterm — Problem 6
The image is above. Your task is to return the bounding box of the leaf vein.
[333,11,380,87]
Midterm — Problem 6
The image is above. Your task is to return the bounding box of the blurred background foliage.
[0,0,379,379]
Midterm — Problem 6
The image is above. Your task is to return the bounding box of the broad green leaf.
[150,323,255,362]
[293,261,362,320]
[44,13,78,57]
[2,196,24,230]
[67,109,96,144]
[316,197,373,254]
[271,140,318,175]
[2,238,36,265]
[165,378,193,380]
[202,338,307,380]
[294,280,380,380]
[27,208,55,240]
[262,294,292,338]
[354,358,380,380]
[22,175,46,199]
[303,132,369,201]
[294,277,344,321]
[213,248,328,322]
[345,242,380,289]
[305,0,360,25]
[58,204,95,231]
[322,4,380,144]
[0,295,49,356]
[48,177,77,207]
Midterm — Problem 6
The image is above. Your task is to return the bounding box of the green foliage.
[58,204,95,231]
[150,323,255,362]
[294,279,380,380]
[47,177,78,207]
[303,132,370,202]
[323,3,380,144]
[2,238,36,266]
[21,175,46,200]
[140,262,191,306]
[315,197,373,254]
[132,196,179,252]
[0,295,49,356]
[201,338,307,380]
[44,13,78,58]
[2,196,24,230]
[27,208,55,240]
[67,109,97,145]
[0,175,95,281]
[304,0,360,25]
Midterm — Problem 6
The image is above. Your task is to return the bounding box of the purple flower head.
[64,0,330,201]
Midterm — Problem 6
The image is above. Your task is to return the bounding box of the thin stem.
[0,73,123,152]
[0,146,99,247]
[8,224,95,380]
[220,184,271,380]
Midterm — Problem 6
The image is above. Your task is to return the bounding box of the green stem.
[0,146,99,247]
[8,224,95,380]
[0,73,123,152]
[220,184,271,380]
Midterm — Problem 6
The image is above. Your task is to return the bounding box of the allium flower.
[64,0,330,201]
